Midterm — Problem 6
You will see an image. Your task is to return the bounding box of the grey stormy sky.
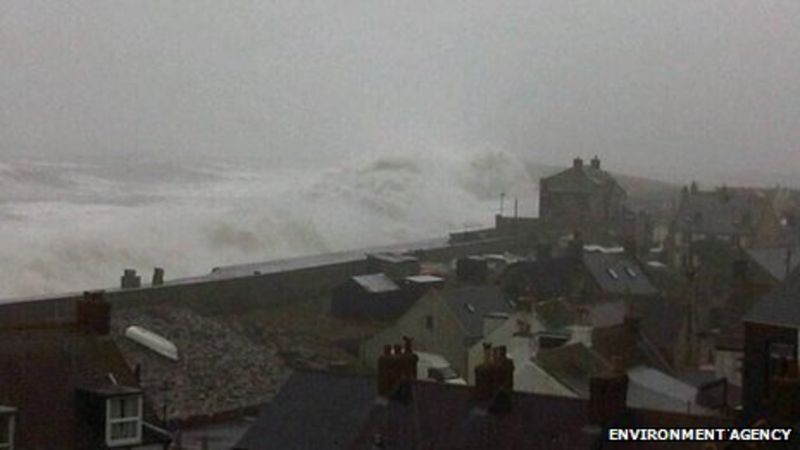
[1,1,799,184]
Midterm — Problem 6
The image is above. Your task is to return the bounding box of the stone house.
[539,156,627,241]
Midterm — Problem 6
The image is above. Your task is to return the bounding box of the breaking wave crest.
[0,147,537,298]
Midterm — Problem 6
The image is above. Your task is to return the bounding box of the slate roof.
[111,306,291,421]
[0,324,166,449]
[237,370,732,450]
[582,252,659,296]
[439,286,513,339]
[592,323,673,373]
[673,189,772,236]
[746,246,800,282]
[542,164,620,195]
[745,265,800,327]
[235,371,376,450]
[351,274,400,294]
[501,257,578,299]
[534,343,609,397]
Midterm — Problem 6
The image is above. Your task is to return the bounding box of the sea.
[0,148,539,299]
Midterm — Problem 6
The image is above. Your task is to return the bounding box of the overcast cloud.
[2,1,799,184]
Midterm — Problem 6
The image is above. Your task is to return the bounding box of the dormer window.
[0,408,15,450]
[106,395,142,447]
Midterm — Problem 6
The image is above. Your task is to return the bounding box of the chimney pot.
[482,342,492,363]
[152,267,165,286]
[573,157,584,169]
[121,269,141,289]
[402,336,413,354]
[378,340,419,397]
[588,356,629,426]
[590,156,600,169]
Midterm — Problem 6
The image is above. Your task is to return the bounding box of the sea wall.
[0,235,527,327]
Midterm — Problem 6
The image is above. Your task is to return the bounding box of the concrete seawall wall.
[0,236,527,327]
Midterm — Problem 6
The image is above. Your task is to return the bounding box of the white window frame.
[0,414,14,450]
[106,395,143,447]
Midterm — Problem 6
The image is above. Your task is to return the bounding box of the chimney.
[473,344,514,406]
[377,337,419,397]
[573,157,584,169]
[152,267,165,286]
[76,290,111,335]
[588,356,628,426]
[121,269,141,289]
[690,181,699,195]
[769,360,800,421]
[590,156,601,169]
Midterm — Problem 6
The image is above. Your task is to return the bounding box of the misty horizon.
[2,1,799,184]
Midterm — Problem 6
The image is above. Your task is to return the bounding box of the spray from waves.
[0,147,537,298]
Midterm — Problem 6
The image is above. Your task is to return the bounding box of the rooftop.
[438,286,513,340]
[351,273,400,294]
[746,246,800,282]
[542,160,621,195]
[111,306,292,421]
[0,323,164,449]
[745,265,800,327]
[236,369,732,450]
[673,187,773,236]
[582,252,659,297]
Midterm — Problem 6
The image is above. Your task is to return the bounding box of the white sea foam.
[0,147,538,298]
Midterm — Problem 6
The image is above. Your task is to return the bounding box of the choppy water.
[0,148,539,298]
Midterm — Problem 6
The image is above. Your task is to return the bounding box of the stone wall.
[0,236,529,327]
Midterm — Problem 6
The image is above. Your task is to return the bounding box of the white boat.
[124,326,179,361]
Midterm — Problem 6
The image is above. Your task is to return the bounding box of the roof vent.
[466,303,476,313]
[607,268,619,280]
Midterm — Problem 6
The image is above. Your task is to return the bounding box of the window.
[425,315,434,331]
[0,414,13,450]
[106,395,142,447]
